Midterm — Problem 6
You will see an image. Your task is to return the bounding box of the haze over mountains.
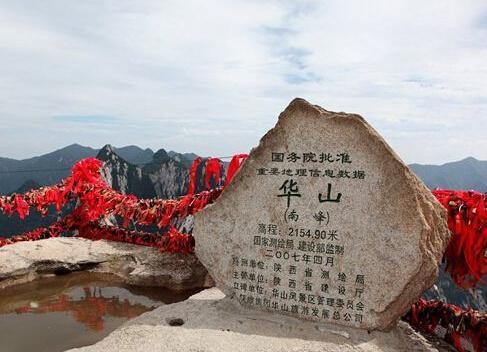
[0,144,486,196]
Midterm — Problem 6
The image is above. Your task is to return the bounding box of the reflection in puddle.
[14,286,154,331]
[0,272,199,352]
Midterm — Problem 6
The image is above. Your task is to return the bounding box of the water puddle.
[0,272,199,352]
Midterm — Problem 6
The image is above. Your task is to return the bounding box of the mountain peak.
[460,156,478,163]
[100,144,115,153]
[113,145,154,165]
[66,143,84,148]
[153,149,170,163]
[97,144,124,163]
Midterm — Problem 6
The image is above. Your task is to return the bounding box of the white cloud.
[0,0,486,163]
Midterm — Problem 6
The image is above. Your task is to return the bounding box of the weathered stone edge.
[0,237,214,291]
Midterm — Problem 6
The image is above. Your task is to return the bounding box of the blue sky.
[0,0,486,164]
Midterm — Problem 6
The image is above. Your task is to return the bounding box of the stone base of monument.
[68,288,453,352]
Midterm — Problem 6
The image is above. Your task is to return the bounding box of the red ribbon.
[187,157,201,195]
[404,299,486,352]
[225,154,248,187]
[432,190,487,288]
[204,158,222,189]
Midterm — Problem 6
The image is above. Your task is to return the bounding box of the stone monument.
[194,98,450,331]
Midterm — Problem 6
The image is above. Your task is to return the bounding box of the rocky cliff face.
[97,145,193,199]
[97,145,155,198]
[142,149,190,199]
[424,266,486,311]
[97,145,223,200]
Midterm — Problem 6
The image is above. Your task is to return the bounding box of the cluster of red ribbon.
[404,299,486,352]
[0,217,195,254]
[0,158,105,220]
[432,190,487,289]
[0,221,65,247]
[0,155,248,253]
[76,223,195,254]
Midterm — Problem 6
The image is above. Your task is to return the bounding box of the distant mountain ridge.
[410,157,487,192]
[0,144,97,195]
[1,145,486,195]
[0,144,196,195]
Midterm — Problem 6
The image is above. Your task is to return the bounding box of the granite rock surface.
[194,98,450,330]
[0,237,213,290]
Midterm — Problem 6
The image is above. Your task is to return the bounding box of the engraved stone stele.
[194,98,450,331]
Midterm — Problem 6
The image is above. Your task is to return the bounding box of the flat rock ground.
[0,237,212,290]
[67,288,453,352]
[0,238,455,352]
